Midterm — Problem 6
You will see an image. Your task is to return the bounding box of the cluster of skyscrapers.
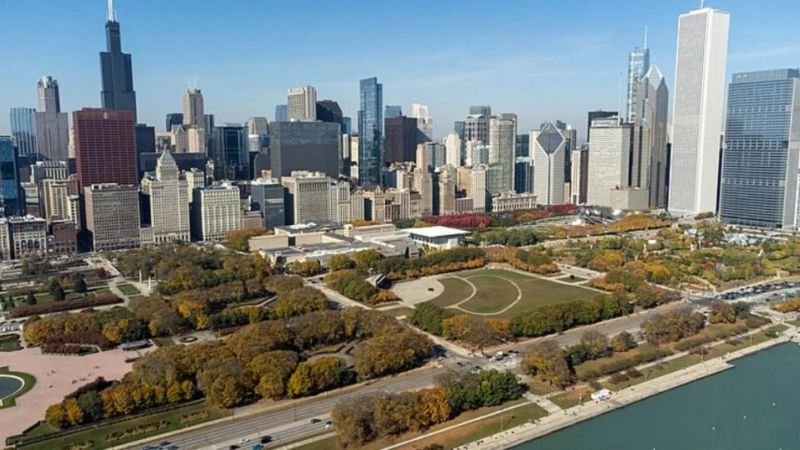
[1,4,799,261]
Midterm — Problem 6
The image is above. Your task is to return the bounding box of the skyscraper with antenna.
[100,0,137,121]
[625,27,650,123]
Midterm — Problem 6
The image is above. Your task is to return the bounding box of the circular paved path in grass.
[450,275,523,316]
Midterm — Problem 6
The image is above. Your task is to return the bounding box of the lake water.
[515,343,800,450]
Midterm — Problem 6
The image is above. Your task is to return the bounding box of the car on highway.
[325,421,333,429]
[260,436,273,444]
[310,418,322,424]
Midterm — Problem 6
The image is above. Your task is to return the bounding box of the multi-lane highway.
[127,366,449,450]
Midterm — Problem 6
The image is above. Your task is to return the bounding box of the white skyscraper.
[668,7,730,215]
[633,65,670,208]
[287,86,317,121]
[141,151,191,243]
[531,122,567,205]
[444,132,462,168]
[586,118,632,207]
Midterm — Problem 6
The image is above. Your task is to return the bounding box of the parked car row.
[715,281,797,301]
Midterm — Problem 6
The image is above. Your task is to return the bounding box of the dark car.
[310,418,322,423]
[260,436,273,444]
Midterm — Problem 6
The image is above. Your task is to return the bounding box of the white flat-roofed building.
[403,225,467,250]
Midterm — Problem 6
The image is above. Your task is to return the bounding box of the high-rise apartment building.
[84,183,141,251]
[437,167,456,215]
[287,86,317,121]
[668,7,730,215]
[100,1,137,121]
[719,69,800,228]
[73,108,137,187]
[488,114,517,194]
[0,137,23,216]
[531,122,567,205]
[141,151,190,243]
[270,121,341,178]
[413,166,433,216]
[586,117,632,207]
[358,77,383,185]
[384,116,419,163]
[191,182,241,241]
[10,108,37,157]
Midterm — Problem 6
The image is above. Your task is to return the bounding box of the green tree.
[51,282,66,302]
[580,331,609,359]
[73,276,88,294]
[522,341,573,388]
[610,331,637,352]
[25,291,37,305]
[327,254,356,272]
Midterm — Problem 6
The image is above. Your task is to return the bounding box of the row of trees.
[24,307,148,349]
[641,309,705,345]
[522,330,639,387]
[410,292,652,346]
[8,294,122,318]
[43,307,434,428]
[332,370,522,448]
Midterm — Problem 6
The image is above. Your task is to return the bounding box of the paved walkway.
[466,333,792,450]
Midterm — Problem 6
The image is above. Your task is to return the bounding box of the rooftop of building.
[403,225,468,238]
[0,215,47,224]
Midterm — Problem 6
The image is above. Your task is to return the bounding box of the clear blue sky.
[1,0,798,142]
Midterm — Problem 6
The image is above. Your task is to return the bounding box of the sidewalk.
[468,333,791,450]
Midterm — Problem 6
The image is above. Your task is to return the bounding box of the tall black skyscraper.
[100,0,137,121]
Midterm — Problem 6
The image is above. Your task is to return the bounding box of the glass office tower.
[719,69,800,228]
[358,77,383,185]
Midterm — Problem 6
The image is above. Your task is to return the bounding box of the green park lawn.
[0,334,22,351]
[17,402,229,450]
[116,283,141,296]
[425,269,599,318]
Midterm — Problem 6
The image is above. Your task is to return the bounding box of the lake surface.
[516,343,800,450]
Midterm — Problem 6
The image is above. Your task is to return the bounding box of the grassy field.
[458,275,519,314]
[428,277,474,308]
[116,283,140,296]
[549,385,595,409]
[18,402,230,450]
[0,366,36,409]
[0,334,22,351]
[426,269,599,317]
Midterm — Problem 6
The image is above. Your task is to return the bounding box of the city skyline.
[1,1,798,140]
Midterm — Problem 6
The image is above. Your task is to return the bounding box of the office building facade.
[488,114,517,194]
[531,122,567,205]
[84,183,141,251]
[287,86,317,121]
[192,183,241,241]
[270,121,341,178]
[213,125,249,180]
[250,178,286,228]
[384,116,419,164]
[668,7,730,215]
[100,2,137,121]
[141,151,190,243]
[10,108,37,157]
[73,108,138,187]
[358,77,383,185]
[586,117,632,207]
[0,137,23,216]
[719,69,800,228]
